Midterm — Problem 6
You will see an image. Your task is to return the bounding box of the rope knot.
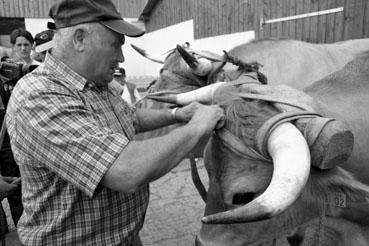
[222,50,268,84]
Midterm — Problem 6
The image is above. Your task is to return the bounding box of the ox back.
[226,38,369,89]
[304,51,369,184]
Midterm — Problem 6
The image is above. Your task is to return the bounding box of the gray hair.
[53,22,104,52]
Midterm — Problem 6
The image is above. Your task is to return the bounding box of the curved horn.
[202,122,310,224]
[176,45,212,76]
[147,82,226,105]
[131,44,164,64]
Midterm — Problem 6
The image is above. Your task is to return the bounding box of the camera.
[0,60,38,84]
[0,58,38,107]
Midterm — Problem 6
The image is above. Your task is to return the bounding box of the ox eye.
[232,192,255,205]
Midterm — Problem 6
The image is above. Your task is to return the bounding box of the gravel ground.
[140,158,208,246]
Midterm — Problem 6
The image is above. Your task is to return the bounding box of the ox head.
[131,43,265,98]
[194,85,369,246]
[132,43,234,155]
[183,85,311,245]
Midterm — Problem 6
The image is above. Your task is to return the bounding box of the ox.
[134,38,369,167]
[147,52,369,245]
[133,38,369,91]
[190,51,369,246]
[134,40,369,245]
[134,39,369,155]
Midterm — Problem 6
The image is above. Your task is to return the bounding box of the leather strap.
[303,117,334,147]
[255,111,321,159]
[214,128,271,162]
[236,92,315,112]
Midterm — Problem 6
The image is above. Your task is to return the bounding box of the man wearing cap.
[5,0,224,245]
[33,29,55,62]
[111,67,142,106]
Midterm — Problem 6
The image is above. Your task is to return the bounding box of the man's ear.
[72,28,88,52]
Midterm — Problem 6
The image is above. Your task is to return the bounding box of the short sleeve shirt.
[6,53,149,246]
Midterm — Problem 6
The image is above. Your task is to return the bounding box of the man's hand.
[175,102,201,123]
[176,102,225,128]
[0,176,21,200]
[180,102,225,135]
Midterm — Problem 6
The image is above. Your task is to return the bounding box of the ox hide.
[225,38,369,89]
[195,52,369,246]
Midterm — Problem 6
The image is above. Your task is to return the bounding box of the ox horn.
[176,45,213,76]
[202,122,311,224]
[147,82,226,105]
[131,44,164,64]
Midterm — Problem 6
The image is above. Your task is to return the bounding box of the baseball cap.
[49,0,145,37]
[34,29,55,53]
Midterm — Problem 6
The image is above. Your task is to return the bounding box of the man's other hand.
[0,176,20,200]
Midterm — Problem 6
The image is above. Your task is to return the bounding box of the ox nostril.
[232,192,255,205]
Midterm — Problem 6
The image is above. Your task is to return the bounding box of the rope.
[222,50,268,84]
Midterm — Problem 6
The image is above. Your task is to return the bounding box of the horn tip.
[201,215,227,224]
[201,215,234,224]
[201,216,211,224]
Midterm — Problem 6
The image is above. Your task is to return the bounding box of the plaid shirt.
[6,53,149,246]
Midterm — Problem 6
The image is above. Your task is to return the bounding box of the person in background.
[33,29,55,62]
[0,31,26,234]
[5,0,225,245]
[0,77,22,234]
[111,67,142,106]
[10,28,40,65]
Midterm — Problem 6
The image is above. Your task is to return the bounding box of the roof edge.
[139,0,160,21]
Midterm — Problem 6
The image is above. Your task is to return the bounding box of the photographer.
[0,51,37,233]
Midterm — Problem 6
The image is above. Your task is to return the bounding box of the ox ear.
[176,45,213,77]
[131,44,164,64]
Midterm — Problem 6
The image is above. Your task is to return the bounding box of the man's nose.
[118,50,124,63]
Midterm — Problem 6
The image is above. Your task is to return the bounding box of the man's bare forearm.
[135,108,176,132]
[102,122,202,193]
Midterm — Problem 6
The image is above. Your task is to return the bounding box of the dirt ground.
[140,158,208,246]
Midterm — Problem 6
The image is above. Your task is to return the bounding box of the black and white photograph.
[0,0,369,245]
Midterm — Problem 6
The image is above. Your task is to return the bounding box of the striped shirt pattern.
[6,53,149,246]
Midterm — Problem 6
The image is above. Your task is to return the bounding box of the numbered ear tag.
[333,192,347,208]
